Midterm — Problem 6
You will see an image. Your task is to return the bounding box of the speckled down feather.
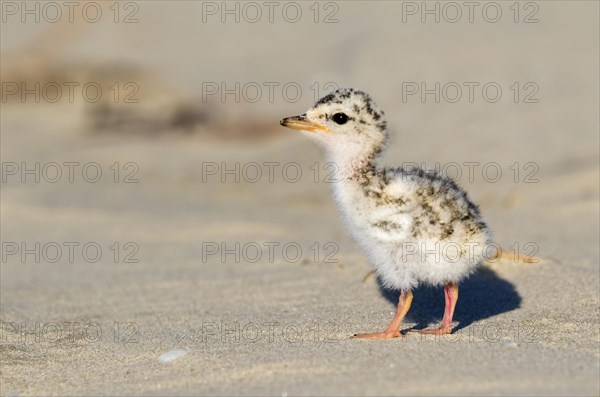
[290,88,492,291]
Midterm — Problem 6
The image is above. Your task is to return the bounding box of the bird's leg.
[352,290,413,339]
[418,282,458,335]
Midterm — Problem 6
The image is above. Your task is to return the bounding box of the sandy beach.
[1,1,599,395]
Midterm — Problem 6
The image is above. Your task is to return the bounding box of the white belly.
[332,181,488,291]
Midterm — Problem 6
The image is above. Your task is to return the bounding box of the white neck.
[327,143,381,182]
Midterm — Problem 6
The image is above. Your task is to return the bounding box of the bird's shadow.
[377,267,521,333]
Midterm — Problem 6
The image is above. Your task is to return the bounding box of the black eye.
[332,113,349,125]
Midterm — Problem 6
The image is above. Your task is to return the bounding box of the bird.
[280,87,497,339]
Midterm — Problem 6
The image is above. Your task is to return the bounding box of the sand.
[1,1,599,396]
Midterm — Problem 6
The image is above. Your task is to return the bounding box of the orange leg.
[352,290,413,339]
[418,282,458,335]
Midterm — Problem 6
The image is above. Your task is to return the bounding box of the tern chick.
[281,88,493,339]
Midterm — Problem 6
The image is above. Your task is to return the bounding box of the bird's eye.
[332,113,349,125]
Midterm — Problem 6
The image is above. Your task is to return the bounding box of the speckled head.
[280,88,388,159]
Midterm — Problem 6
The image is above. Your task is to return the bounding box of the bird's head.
[280,88,388,162]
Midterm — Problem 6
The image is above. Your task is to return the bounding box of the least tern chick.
[281,88,493,339]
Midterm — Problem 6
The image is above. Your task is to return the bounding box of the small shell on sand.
[158,349,191,363]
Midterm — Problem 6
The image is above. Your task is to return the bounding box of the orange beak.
[280,115,330,133]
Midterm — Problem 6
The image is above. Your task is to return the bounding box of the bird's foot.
[351,330,402,340]
[415,326,452,336]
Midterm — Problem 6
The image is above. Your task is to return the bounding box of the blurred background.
[1,1,599,396]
